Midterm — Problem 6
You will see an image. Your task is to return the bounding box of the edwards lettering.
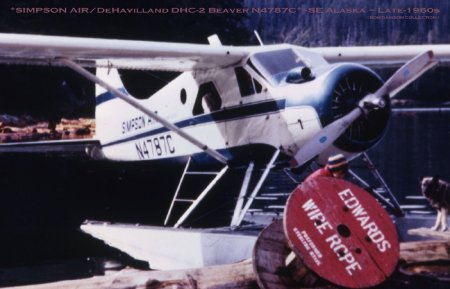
[338,189,391,252]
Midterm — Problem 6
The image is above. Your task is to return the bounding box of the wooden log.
[408,227,450,239]
[398,240,450,283]
[11,259,257,289]
[399,239,450,264]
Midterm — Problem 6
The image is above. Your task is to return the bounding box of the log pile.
[10,240,450,289]
[0,114,95,143]
[400,239,450,263]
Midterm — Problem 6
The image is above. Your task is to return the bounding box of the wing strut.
[60,58,228,165]
[174,164,229,228]
[231,149,280,227]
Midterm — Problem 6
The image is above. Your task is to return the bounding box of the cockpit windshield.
[250,48,323,85]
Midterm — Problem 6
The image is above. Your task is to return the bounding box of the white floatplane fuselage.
[95,44,387,166]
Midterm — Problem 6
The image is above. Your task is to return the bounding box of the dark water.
[0,154,184,286]
[0,109,449,286]
[369,109,450,204]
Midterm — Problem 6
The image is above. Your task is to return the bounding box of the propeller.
[291,51,437,168]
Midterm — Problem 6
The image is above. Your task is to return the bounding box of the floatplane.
[0,33,449,270]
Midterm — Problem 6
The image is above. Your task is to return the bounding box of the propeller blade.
[374,50,436,99]
[291,108,362,168]
[388,60,437,98]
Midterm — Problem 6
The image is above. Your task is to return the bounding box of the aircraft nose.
[329,69,390,152]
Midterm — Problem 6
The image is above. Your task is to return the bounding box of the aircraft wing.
[311,45,450,66]
[0,33,250,71]
[1,33,450,70]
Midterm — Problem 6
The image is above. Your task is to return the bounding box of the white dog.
[421,176,450,231]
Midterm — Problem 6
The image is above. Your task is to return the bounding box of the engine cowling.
[322,65,391,153]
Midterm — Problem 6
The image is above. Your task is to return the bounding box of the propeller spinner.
[292,50,437,168]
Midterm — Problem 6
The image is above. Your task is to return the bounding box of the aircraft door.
[282,106,322,153]
[192,81,222,115]
[234,67,267,102]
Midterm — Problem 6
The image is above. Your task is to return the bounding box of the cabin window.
[235,67,262,97]
[193,82,221,115]
[254,79,262,93]
[251,48,306,85]
[180,89,187,104]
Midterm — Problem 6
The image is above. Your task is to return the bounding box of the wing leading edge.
[0,33,250,71]
[311,45,450,66]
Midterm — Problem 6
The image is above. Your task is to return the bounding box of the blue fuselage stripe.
[101,98,287,148]
[96,88,128,106]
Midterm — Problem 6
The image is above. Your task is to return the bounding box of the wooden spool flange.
[284,177,399,288]
[253,219,321,289]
